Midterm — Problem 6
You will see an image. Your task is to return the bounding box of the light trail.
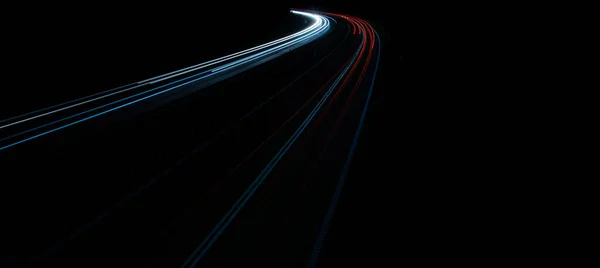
[179,10,362,267]
[178,10,383,267]
[0,11,325,129]
[0,17,329,146]
[0,10,330,151]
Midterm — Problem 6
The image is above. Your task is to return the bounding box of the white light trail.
[0,11,328,131]
[0,11,330,151]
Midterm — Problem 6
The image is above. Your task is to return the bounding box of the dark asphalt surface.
[0,9,386,268]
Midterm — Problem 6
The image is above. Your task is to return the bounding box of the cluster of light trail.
[180,9,382,268]
[0,10,329,151]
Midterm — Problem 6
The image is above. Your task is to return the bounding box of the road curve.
[0,9,383,268]
[0,10,329,152]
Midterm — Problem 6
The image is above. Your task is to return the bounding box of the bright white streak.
[0,11,324,130]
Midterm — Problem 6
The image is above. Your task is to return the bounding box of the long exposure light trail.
[0,11,330,151]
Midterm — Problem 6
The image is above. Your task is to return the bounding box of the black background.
[2,0,593,265]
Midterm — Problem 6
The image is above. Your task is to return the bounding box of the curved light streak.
[0,11,327,130]
[0,11,330,151]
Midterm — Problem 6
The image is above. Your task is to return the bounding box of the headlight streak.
[0,12,324,129]
[0,18,329,146]
[0,82,139,125]
[0,11,330,151]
